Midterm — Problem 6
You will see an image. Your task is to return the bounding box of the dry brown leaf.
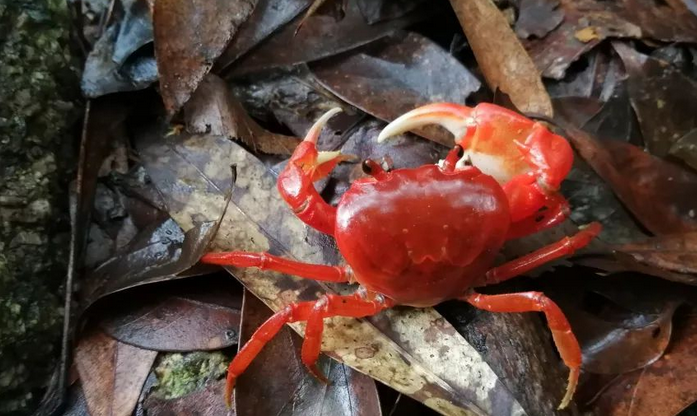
[593,314,697,416]
[75,330,157,416]
[617,232,697,275]
[448,0,553,116]
[184,74,300,155]
[153,0,257,114]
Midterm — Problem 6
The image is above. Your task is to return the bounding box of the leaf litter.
[60,1,697,415]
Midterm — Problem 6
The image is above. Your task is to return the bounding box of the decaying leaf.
[216,0,314,72]
[514,0,564,39]
[613,42,697,158]
[617,232,697,276]
[82,0,157,97]
[229,0,433,77]
[564,127,697,235]
[153,0,257,114]
[523,0,641,79]
[311,31,481,146]
[230,68,364,151]
[143,379,231,416]
[184,74,300,155]
[82,218,218,308]
[100,277,242,351]
[75,329,157,416]
[593,314,697,416]
[135,124,533,415]
[449,0,553,116]
[236,291,382,416]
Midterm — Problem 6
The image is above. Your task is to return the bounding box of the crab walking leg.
[487,222,602,283]
[300,293,394,382]
[200,252,350,282]
[505,192,570,240]
[277,107,347,235]
[462,291,581,409]
[225,293,393,406]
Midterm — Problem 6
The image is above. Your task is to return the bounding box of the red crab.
[201,104,602,409]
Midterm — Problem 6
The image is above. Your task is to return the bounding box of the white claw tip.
[305,107,343,143]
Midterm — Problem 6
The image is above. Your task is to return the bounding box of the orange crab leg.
[463,291,581,409]
[277,108,349,235]
[505,191,570,240]
[200,251,351,282]
[487,222,601,283]
[225,292,393,406]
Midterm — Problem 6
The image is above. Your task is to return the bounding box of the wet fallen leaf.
[135,124,535,415]
[75,329,157,416]
[229,0,433,77]
[99,276,242,351]
[82,0,157,97]
[236,290,381,416]
[613,42,697,158]
[153,0,257,114]
[311,31,480,146]
[143,378,231,416]
[616,232,697,276]
[564,127,697,235]
[449,0,553,116]
[184,74,300,155]
[514,0,564,39]
[230,68,364,151]
[593,313,697,416]
[523,0,640,79]
[547,279,677,375]
[216,0,313,72]
[82,218,218,308]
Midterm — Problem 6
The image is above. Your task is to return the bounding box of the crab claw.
[377,103,474,143]
[277,108,348,235]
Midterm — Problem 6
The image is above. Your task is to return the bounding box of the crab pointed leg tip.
[558,367,579,409]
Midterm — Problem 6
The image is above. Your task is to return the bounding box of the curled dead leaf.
[184,74,300,155]
[449,0,553,116]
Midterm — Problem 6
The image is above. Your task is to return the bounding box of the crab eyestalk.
[377,103,474,143]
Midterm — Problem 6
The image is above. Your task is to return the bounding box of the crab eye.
[455,145,464,158]
[361,159,374,175]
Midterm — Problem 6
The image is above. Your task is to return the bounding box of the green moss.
[0,0,79,414]
[152,352,229,399]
